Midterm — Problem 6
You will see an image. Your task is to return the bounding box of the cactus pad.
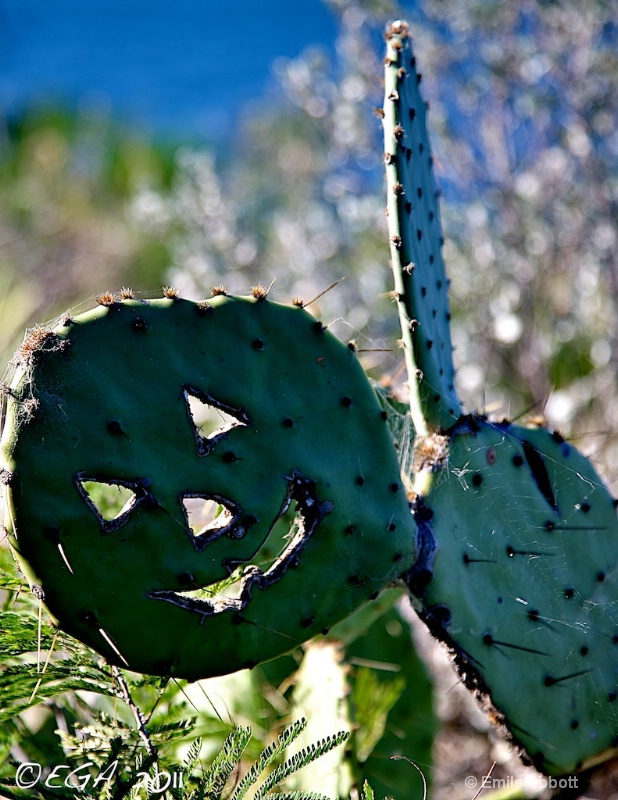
[0,294,415,680]
[383,22,462,432]
[407,416,618,775]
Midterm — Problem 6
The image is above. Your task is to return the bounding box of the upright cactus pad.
[0,293,415,680]
[383,21,462,433]
[407,417,618,775]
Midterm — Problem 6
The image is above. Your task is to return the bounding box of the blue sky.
[0,0,340,140]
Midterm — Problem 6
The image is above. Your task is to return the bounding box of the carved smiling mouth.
[76,468,332,621]
[147,472,333,620]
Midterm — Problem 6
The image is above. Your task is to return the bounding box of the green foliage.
[352,668,406,764]
[286,643,353,797]
[345,605,434,798]
[0,580,346,798]
[0,543,428,800]
[1,0,615,794]
[0,718,348,800]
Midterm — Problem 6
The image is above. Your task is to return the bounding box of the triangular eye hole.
[180,494,242,551]
[76,477,139,533]
[183,386,250,456]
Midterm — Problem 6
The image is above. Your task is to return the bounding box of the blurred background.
[0,1,616,796]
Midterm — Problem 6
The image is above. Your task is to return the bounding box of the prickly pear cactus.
[384,22,618,775]
[0,291,415,680]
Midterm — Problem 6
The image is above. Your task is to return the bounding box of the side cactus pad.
[0,293,415,680]
[407,418,618,775]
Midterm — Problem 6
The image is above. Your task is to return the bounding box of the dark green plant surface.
[382,20,460,432]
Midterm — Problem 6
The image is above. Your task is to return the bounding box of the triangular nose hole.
[181,494,241,550]
[77,478,138,532]
[183,386,249,456]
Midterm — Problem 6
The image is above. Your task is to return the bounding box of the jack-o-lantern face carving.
[1,295,415,680]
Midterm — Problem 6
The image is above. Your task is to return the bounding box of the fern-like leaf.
[232,719,308,800]
[0,663,115,723]
[200,726,252,798]
[253,732,349,800]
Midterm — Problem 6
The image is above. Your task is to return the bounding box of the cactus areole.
[0,294,415,680]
